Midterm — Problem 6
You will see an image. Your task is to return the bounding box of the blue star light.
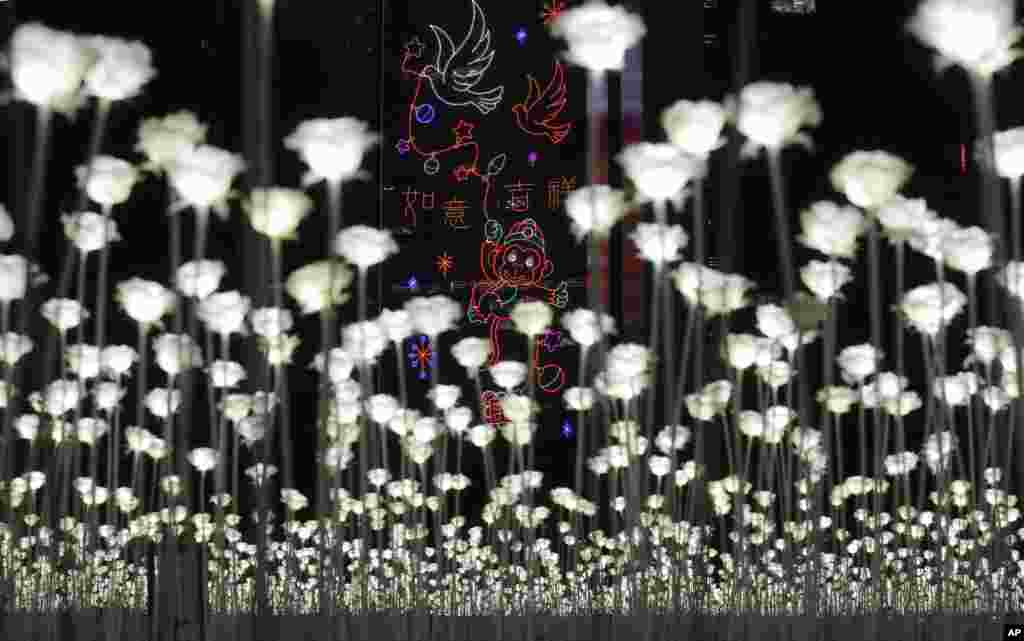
[561,419,574,439]
[515,27,528,46]
[406,275,419,291]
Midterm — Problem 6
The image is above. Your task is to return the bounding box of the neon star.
[453,119,476,143]
[541,1,568,25]
[561,419,573,439]
[396,138,412,155]
[436,252,454,278]
[515,28,528,45]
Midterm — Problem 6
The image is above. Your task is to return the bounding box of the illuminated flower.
[188,447,220,473]
[310,347,355,384]
[341,320,388,364]
[564,186,629,240]
[966,326,1013,366]
[41,298,88,333]
[247,188,312,240]
[837,343,881,384]
[468,424,496,449]
[736,81,822,152]
[561,308,616,348]
[65,344,101,380]
[723,333,759,370]
[62,212,120,254]
[166,145,245,214]
[907,0,1022,77]
[800,259,854,301]
[377,308,414,345]
[631,223,688,264]
[249,307,293,339]
[262,334,300,367]
[152,334,203,376]
[76,155,139,207]
[366,394,399,425]
[145,388,181,419]
[333,225,399,270]
[451,337,491,373]
[404,295,462,338]
[875,196,939,244]
[829,151,913,210]
[0,205,14,243]
[236,416,267,447]
[549,0,646,72]
[908,216,960,262]
[933,371,980,406]
[616,142,701,203]
[176,260,226,299]
[10,23,92,110]
[0,333,33,366]
[798,201,866,259]
[490,361,528,391]
[445,406,473,435]
[284,117,379,184]
[286,260,352,315]
[198,291,250,337]
[606,343,652,379]
[994,127,1024,179]
[900,282,967,336]
[207,360,246,388]
[136,111,208,171]
[91,381,125,412]
[75,418,109,446]
[281,488,309,512]
[661,99,727,158]
[510,300,553,337]
[83,35,155,101]
[15,415,40,441]
[672,263,753,316]
[0,255,29,302]
[115,278,176,326]
[941,225,994,275]
[428,384,461,411]
[246,463,278,486]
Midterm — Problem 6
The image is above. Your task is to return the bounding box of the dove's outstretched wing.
[523,76,543,111]
[449,0,500,93]
[429,24,457,77]
[541,61,568,122]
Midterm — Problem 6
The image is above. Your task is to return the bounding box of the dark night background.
[1,0,1022,523]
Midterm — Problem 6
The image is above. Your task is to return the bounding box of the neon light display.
[513,60,572,145]
[407,335,434,381]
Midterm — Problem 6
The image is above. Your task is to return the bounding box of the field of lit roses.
[3,1,1024,640]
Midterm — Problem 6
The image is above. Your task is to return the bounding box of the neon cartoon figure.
[468,218,568,392]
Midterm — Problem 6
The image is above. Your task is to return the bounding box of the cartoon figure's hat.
[503,218,546,253]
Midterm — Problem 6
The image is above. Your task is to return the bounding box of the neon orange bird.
[513,60,572,145]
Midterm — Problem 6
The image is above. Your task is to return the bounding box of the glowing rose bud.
[10,24,92,110]
[76,156,139,207]
[995,127,1024,179]
[941,226,994,275]
[404,295,462,338]
[0,255,29,302]
[428,384,461,411]
[188,447,220,473]
[101,345,137,377]
[310,347,355,384]
[365,394,399,425]
[876,196,938,244]
[341,321,388,364]
[246,463,278,487]
[41,298,89,333]
[616,142,701,203]
[75,418,109,446]
[116,278,176,326]
[333,225,399,270]
[167,145,245,212]
[564,186,629,240]
[737,410,764,438]
[837,343,881,384]
[65,344,101,380]
[800,260,854,301]
[207,360,246,388]
[933,372,979,406]
[281,488,309,512]
[829,151,913,210]
[62,212,120,254]
[563,387,595,412]
[967,326,1013,366]
[445,406,473,434]
[247,187,312,240]
[900,282,967,336]
[198,291,250,337]
[0,206,12,244]
[549,1,646,72]
[152,334,203,376]
[83,35,155,102]
[661,99,727,158]
[606,343,652,379]
[630,223,688,264]
[798,201,866,259]
[92,381,125,412]
[285,259,353,314]
[136,111,208,171]
[262,334,300,367]
[249,307,293,339]
[451,337,491,373]
[561,309,616,348]
[377,309,413,345]
[15,415,40,441]
[44,380,80,416]
[0,332,33,366]
[907,0,1021,77]
[510,300,553,337]
[284,117,379,184]
[649,455,672,478]
[145,437,169,461]
[236,416,267,447]
[489,361,528,391]
[908,216,960,263]
[176,260,226,299]
[736,82,821,151]
[724,333,759,370]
